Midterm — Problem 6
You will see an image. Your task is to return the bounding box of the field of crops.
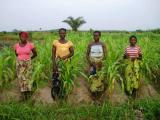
[0,31,160,119]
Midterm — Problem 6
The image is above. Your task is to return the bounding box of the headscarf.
[19,32,29,39]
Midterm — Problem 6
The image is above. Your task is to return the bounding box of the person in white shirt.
[86,31,107,98]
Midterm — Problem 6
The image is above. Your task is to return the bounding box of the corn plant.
[0,31,160,94]
[0,47,16,87]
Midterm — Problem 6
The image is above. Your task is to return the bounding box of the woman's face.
[59,30,66,40]
[130,37,137,46]
[93,32,100,42]
[20,33,28,43]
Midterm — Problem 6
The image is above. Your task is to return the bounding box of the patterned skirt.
[89,57,103,70]
[89,57,104,93]
[89,74,104,93]
[125,59,141,94]
[16,60,32,92]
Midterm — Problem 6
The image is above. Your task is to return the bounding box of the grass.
[0,98,160,120]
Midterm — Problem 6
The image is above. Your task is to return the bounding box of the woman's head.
[129,35,137,46]
[59,28,67,40]
[19,32,29,43]
[93,31,101,42]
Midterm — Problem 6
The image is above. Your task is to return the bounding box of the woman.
[86,31,107,98]
[52,28,74,99]
[124,35,142,97]
[14,32,37,100]
[52,28,74,66]
[87,31,107,71]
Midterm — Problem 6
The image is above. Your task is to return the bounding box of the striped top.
[125,45,142,58]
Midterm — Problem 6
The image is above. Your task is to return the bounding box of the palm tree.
[62,16,86,31]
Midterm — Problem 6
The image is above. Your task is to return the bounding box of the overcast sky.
[0,0,160,31]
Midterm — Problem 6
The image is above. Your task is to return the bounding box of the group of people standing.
[14,28,142,101]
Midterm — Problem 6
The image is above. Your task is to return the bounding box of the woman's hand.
[53,65,58,73]
[61,56,68,60]
[131,58,136,62]
[31,48,37,59]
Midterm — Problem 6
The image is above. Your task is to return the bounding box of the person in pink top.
[14,32,37,100]
[123,35,142,98]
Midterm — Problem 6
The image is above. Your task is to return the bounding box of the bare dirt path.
[68,76,92,104]
[0,77,159,105]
